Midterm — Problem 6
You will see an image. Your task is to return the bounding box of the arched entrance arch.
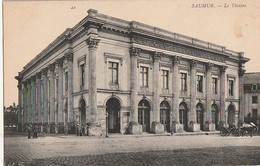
[179,102,188,131]
[106,98,121,133]
[79,98,86,127]
[196,103,204,130]
[138,99,151,132]
[228,104,236,126]
[160,101,171,132]
[211,104,219,130]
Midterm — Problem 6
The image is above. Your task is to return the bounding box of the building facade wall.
[15,9,249,134]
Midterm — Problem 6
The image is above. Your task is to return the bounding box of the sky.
[3,0,260,107]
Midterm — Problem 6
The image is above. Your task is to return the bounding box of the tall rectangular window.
[140,66,149,87]
[252,96,258,104]
[212,78,217,94]
[65,72,68,92]
[228,80,234,96]
[80,64,85,86]
[162,70,169,89]
[197,75,203,92]
[180,73,187,91]
[108,62,119,84]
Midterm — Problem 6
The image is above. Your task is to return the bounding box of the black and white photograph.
[2,0,260,165]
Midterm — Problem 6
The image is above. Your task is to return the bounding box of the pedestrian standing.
[28,124,32,139]
[81,124,85,136]
[76,124,80,137]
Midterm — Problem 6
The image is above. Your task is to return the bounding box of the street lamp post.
[106,112,109,138]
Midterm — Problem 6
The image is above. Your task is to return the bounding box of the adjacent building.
[15,9,250,135]
[243,72,260,125]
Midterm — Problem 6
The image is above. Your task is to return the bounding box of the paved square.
[4,134,260,165]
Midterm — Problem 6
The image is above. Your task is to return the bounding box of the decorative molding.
[130,47,141,57]
[219,66,227,73]
[104,53,123,65]
[65,52,74,62]
[85,37,100,49]
[153,52,162,61]
[48,63,56,72]
[172,56,181,65]
[56,58,64,67]
[190,60,197,68]
[206,63,214,71]
[238,68,246,77]
[132,36,227,63]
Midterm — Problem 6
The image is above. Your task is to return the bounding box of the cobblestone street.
[4,133,260,165]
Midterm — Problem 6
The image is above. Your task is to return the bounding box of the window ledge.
[109,83,119,90]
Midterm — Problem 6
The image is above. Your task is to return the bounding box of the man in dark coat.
[28,124,32,139]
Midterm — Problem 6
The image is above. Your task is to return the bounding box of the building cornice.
[17,8,250,79]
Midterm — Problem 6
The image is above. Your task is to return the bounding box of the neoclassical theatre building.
[15,9,250,135]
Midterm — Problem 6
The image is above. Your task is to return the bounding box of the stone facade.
[15,9,249,135]
[242,73,260,125]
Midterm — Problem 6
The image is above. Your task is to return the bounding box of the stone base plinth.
[204,122,215,131]
[47,125,51,133]
[189,122,200,132]
[87,123,104,136]
[128,121,142,134]
[151,121,164,134]
[172,123,184,133]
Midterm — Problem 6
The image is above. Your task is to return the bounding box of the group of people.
[28,124,39,139]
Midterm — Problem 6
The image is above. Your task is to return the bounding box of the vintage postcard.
[3,0,260,165]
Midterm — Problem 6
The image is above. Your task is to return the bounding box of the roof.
[16,9,250,80]
[243,72,260,84]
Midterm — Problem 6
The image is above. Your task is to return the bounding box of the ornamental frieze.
[132,36,226,63]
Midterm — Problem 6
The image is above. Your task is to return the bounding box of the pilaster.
[151,52,164,134]
[220,66,227,127]
[66,52,74,124]
[172,56,183,133]
[238,68,246,123]
[128,47,142,134]
[36,72,41,124]
[86,37,99,124]
[189,60,200,132]
[31,76,36,124]
[56,58,64,130]
[49,63,55,132]
[205,63,215,131]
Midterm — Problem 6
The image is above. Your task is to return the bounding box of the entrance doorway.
[228,104,235,127]
[211,104,219,130]
[138,99,151,132]
[106,98,121,133]
[179,102,188,131]
[160,101,170,132]
[196,103,204,130]
[79,99,86,126]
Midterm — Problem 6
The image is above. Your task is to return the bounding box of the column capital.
[238,68,246,77]
[17,84,22,90]
[190,60,197,68]
[22,80,27,87]
[130,47,141,57]
[26,79,31,85]
[41,68,48,76]
[56,58,64,67]
[65,52,74,62]
[48,63,56,72]
[30,75,36,82]
[172,56,181,65]
[86,37,100,49]
[219,66,227,73]
[206,63,214,71]
[36,72,41,79]
[153,52,162,61]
